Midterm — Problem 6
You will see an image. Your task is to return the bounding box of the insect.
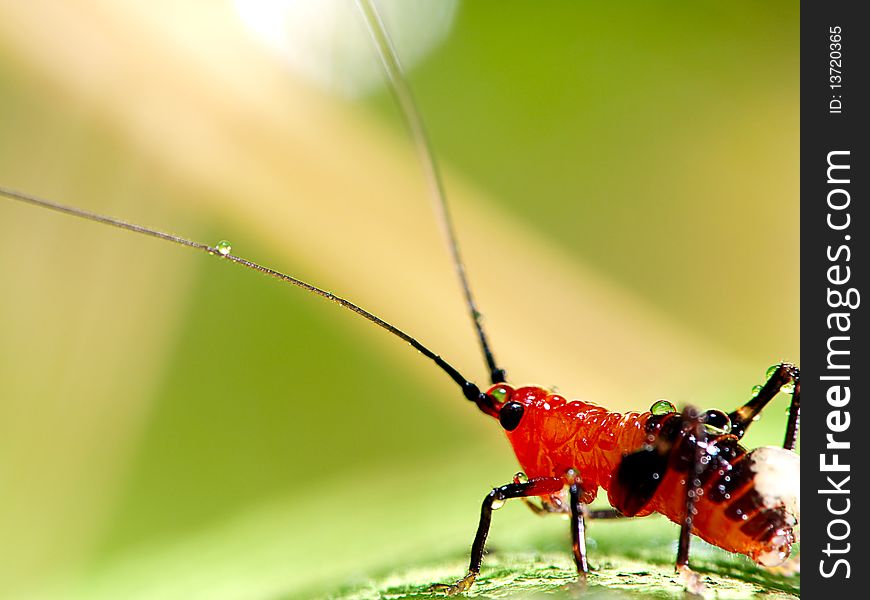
[0,0,800,596]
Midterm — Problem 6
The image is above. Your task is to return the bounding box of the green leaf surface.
[323,552,799,600]
[316,515,799,600]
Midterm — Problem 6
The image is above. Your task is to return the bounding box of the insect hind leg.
[675,408,708,596]
[729,362,800,450]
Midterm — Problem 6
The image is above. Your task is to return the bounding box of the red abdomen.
[498,385,799,566]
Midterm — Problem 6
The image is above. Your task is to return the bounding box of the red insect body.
[0,4,800,591]
[490,384,798,566]
[500,385,648,505]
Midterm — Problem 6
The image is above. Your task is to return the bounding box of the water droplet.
[216,240,232,256]
[751,385,763,397]
[491,498,505,510]
[781,381,796,394]
[766,365,779,380]
[650,399,676,415]
[702,409,732,435]
[514,472,528,484]
[490,386,509,403]
[652,472,660,480]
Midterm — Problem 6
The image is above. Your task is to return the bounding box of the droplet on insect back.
[216,240,232,256]
[766,365,779,380]
[702,410,731,435]
[650,399,676,415]
[751,385,763,397]
[491,498,505,510]
[780,381,796,394]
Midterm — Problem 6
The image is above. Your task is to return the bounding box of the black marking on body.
[610,445,669,517]
[724,489,764,522]
[609,413,684,516]
[708,456,753,504]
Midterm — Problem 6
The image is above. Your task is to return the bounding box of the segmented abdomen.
[504,389,799,565]
[635,414,799,565]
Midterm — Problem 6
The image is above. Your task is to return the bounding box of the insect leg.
[431,476,563,595]
[782,373,801,451]
[513,472,566,515]
[586,508,625,519]
[728,362,800,449]
[675,408,707,595]
[518,497,550,515]
[568,482,590,579]
[518,500,625,520]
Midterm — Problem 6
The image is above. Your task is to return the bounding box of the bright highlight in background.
[234,0,458,96]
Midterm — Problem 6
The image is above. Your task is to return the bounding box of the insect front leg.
[728,362,800,449]
[512,472,567,516]
[431,476,563,595]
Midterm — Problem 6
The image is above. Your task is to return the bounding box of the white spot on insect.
[749,446,801,527]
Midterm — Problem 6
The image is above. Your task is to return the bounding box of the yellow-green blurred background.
[0,1,798,598]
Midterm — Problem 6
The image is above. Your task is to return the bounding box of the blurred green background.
[0,1,798,598]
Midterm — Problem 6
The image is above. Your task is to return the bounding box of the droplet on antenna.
[216,240,232,256]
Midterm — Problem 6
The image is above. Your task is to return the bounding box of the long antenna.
[355,0,506,385]
[0,186,499,416]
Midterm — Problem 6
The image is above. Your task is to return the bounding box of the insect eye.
[702,409,732,435]
[499,401,525,431]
